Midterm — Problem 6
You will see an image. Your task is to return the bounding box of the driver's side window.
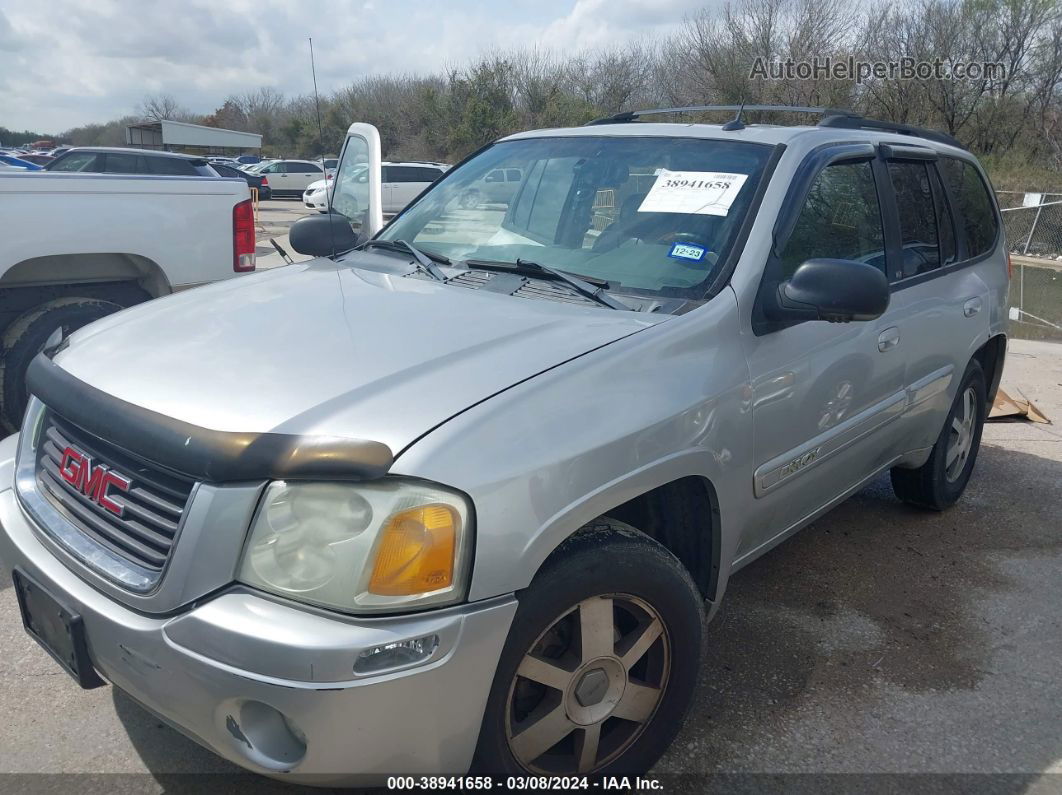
[781,161,885,279]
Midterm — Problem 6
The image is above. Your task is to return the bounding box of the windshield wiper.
[462,258,627,310]
[360,239,449,281]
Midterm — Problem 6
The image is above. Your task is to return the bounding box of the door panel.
[290,166,322,191]
[742,158,906,556]
[744,319,907,554]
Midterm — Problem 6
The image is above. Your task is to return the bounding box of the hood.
[52,257,661,457]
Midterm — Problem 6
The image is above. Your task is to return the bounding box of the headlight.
[237,479,472,613]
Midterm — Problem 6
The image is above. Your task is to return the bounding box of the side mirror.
[776,259,889,323]
[288,213,361,258]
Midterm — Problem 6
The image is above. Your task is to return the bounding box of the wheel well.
[0,253,171,298]
[592,476,721,602]
[973,334,1007,403]
[0,280,153,336]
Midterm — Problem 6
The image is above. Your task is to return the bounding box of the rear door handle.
[964,297,983,317]
[878,327,900,352]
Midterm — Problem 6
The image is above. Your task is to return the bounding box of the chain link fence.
[997,191,1062,342]
[997,191,1062,259]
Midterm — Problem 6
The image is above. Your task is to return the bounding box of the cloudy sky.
[0,0,706,134]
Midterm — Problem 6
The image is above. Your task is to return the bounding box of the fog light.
[354,634,438,674]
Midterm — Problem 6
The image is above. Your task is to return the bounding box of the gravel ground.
[0,340,1059,794]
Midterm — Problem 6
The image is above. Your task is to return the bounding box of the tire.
[472,521,703,778]
[890,358,987,511]
[0,298,123,432]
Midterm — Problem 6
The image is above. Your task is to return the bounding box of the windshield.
[376,136,773,298]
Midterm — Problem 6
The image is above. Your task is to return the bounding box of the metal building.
[125,120,262,154]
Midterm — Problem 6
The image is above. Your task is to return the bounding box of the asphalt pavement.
[0,339,1059,793]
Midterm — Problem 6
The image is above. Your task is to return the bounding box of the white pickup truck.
[0,170,255,429]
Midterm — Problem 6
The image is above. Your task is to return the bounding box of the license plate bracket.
[13,567,104,689]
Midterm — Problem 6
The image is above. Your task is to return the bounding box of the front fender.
[392,292,754,605]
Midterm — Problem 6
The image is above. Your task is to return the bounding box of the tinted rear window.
[388,166,442,183]
[102,153,139,174]
[887,161,943,279]
[938,157,998,258]
[146,157,197,176]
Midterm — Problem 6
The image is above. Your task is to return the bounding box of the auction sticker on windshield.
[638,170,748,216]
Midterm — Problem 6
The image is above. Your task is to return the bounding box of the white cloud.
[0,0,712,133]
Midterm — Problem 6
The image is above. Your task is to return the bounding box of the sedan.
[212,162,272,200]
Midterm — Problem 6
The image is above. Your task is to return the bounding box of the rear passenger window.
[388,166,440,182]
[939,158,998,258]
[102,153,138,174]
[410,167,443,182]
[887,161,942,280]
[780,161,885,279]
[147,157,196,176]
[930,167,957,266]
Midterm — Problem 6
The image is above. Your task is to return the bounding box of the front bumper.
[0,470,516,785]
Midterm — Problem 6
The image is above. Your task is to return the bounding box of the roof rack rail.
[585,104,963,149]
[816,113,962,148]
[586,105,844,125]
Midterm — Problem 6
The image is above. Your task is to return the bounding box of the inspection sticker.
[668,242,708,262]
[638,170,749,216]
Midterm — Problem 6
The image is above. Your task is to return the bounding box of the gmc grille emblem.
[58,446,131,517]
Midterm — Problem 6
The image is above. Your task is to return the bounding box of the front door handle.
[964,297,983,317]
[878,327,900,352]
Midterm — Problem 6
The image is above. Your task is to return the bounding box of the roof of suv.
[503,122,967,157]
[384,161,448,169]
[500,105,969,160]
[58,146,210,160]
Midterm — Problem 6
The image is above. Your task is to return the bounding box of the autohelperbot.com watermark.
[750,55,1006,82]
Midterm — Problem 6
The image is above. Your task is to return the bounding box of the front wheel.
[472,522,703,777]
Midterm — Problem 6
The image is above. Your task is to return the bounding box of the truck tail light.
[1006,253,1013,280]
[233,199,256,272]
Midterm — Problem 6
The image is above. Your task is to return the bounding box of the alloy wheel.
[504,594,670,774]
[945,386,977,482]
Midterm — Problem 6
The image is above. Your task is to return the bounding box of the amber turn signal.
[368,504,458,596]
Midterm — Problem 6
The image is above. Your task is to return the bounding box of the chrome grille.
[35,411,195,577]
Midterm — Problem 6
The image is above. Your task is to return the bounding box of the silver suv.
[0,108,1008,784]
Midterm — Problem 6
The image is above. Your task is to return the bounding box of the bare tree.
[137,93,191,122]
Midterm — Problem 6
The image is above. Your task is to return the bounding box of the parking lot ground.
[0,340,1060,792]
[253,198,316,270]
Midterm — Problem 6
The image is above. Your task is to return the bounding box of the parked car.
[460,166,523,206]
[241,159,276,173]
[44,147,220,177]
[0,111,1008,784]
[0,154,43,171]
[306,161,448,214]
[16,154,54,167]
[211,161,272,200]
[302,175,332,211]
[0,167,254,429]
[48,147,72,159]
[253,159,326,197]
[236,154,262,165]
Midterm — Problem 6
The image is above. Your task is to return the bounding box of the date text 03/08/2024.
[385,776,665,790]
